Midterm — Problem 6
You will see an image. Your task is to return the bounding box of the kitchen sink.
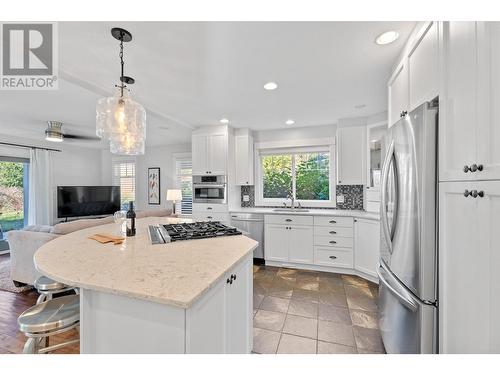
[272,208,310,212]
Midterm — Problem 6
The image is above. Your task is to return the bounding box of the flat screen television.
[57,186,121,218]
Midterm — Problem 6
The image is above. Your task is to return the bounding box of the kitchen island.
[34,217,257,354]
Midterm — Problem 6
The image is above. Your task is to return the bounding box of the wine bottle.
[126,201,136,237]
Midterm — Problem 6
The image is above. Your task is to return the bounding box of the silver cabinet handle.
[329,231,337,234]
[329,240,337,244]
[464,189,471,197]
[285,219,292,222]
[329,220,337,224]
[207,207,213,210]
[207,216,213,219]
[329,255,337,260]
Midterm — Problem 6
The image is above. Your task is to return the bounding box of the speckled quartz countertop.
[34,217,258,309]
[229,207,380,220]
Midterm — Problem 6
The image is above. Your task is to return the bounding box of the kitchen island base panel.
[80,254,253,354]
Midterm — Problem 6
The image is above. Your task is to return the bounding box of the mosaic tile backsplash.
[239,184,364,210]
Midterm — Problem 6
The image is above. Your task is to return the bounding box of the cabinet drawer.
[193,212,229,223]
[314,247,353,268]
[314,226,353,238]
[265,215,313,226]
[314,216,353,228]
[314,236,353,248]
[192,203,228,213]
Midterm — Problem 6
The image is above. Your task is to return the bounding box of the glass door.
[0,157,29,253]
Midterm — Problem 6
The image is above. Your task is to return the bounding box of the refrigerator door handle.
[380,140,396,253]
[377,264,418,312]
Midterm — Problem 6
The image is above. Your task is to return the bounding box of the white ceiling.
[0,21,416,148]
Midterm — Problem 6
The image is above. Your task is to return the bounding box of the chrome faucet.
[287,194,295,210]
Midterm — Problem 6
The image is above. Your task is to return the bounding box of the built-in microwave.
[192,175,227,204]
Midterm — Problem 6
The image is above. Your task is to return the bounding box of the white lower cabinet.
[186,254,252,353]
[264,215,379,282]
[353,218,380,279]
[288,226,314,264]
[264,220,313,264]
[439,181,500,354]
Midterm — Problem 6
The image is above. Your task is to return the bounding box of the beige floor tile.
[253,293,265,309]
[254,310,286,331]
[318,291,348,308]
[288,299,318,318]
[350,309,379,329]
[277,334,317,354]
[317,341,357,354]
[260,296,290,314]
[319,279,346,294]
[353,326,385,352]
[253,328,281,354]
[345,284,375,299]
[295,279,320,291]
[357,348,385,354]
[267,285,294,299]
[342,274,369,287]
[283,315,318,339]
[318,320,356,347]
[346,294,378,312]
[291,288,319,302]
[318,304,352,325]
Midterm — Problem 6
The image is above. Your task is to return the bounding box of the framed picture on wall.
[148,167,161,205]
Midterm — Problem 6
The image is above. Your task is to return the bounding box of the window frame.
[112,157,137,210]
[173,152,193,216]
[255,142,336,208]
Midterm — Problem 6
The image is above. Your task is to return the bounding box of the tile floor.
[252,265,385,354]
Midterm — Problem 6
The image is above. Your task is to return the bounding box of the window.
[257,146,333,206]
[174,155,192,215]
[0,157,29,252]
[112,160,136,210]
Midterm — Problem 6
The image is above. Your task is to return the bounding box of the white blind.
[175,157,192,214]
[112,160,136,209]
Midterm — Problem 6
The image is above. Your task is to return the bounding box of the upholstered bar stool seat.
[18,295,80,354]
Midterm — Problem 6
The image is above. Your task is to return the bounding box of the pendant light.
[96,27,146,155]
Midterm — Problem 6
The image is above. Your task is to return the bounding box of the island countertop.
[34,217,258,309]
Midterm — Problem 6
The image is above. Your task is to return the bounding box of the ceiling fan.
[45,121,101,143]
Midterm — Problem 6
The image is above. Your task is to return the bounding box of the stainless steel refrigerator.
[378,101,438,354]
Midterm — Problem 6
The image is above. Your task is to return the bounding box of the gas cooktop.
[148,221,242,244]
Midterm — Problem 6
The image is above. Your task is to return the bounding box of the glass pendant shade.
[96,87,146,155]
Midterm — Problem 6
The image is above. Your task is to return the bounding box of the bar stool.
[34,276,78,304]
[18,294,80,354]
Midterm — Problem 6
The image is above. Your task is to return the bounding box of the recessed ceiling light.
[220,118,229,124]
[375,31,399,45]
[285,119,295,125]
[264,82,278,91]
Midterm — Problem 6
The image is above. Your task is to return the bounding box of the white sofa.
[7,208,174,286]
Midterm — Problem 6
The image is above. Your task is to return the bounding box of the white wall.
[134,143,191,211]
[253,124,336,143]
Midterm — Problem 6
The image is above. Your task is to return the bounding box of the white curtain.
[28,149,53,225]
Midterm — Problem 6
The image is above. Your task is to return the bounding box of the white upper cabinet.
[440,21,500,182]
[354,218,380,279]
[476,22,500,181]
[408,22,439,109]
[235,133,254,185]
[192,131,227,176]
[208,134,227,175]
[192,134,209,175]
[439,180,500,353]
[337,126,366,185]
[388,59,409,127]
[439,22,478,182]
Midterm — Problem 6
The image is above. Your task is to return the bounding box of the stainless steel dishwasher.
[230,213,264,262]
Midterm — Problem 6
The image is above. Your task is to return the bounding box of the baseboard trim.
[264,260,378,284]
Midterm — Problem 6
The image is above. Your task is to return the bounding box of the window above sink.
[254,142,336,208]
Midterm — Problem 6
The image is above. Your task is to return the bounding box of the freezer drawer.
[377,263,436,354]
